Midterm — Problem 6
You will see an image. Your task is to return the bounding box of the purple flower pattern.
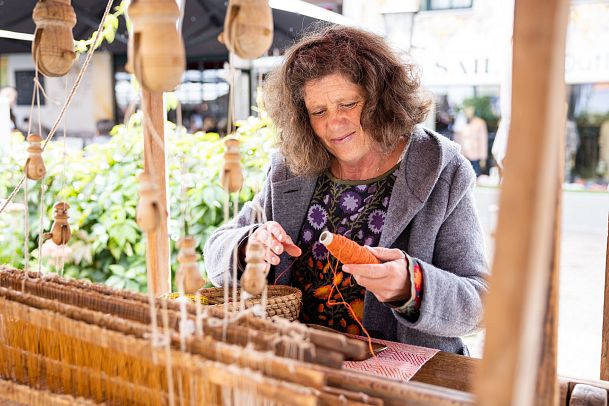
[290,166,399,334]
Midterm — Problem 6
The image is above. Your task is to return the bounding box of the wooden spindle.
[127,0,185,92]
[220,137,244,193]
[32,0,76,77]
[176,236,205,294]
[241,240,268,295]
[136,172,160,233]
[46,202,71,245]
[25,134,46,181]
[218,0,274,60]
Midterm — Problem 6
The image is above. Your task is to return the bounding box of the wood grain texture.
[473,0,569,405]
[602,213,609,380]
[141,89,170,295]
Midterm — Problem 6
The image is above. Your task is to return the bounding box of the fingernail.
[343,265,349,272]
[275,245,282,252]
[277,234,284,242]
[272,257,279,265]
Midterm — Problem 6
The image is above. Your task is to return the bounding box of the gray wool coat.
[204,126,489,354]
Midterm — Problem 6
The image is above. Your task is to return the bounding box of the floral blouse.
[290,165,423,335]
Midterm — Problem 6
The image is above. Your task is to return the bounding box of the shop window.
[421,0,473,11]
[569,83,609,181]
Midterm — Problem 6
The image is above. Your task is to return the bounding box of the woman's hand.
[248,221,302,267]
[342,247,410,303]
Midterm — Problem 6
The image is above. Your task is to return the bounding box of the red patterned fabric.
[343,335,438,382]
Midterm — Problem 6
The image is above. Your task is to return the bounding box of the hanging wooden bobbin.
[218,0,274,60]
[176,236,206,294]
[44,202,71,245]
[136,172,160,232]
[25,134,46,181]
[240,240,268,295]
[221,137,244,193]
[32,0,77,77]
[126,0,185,92]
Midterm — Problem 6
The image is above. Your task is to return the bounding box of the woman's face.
[303,73,374,166]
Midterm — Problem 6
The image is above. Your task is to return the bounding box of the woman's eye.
[341,102,357,109]
[310,110,325,117]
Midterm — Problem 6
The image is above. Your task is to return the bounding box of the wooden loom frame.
[2,0,608,404]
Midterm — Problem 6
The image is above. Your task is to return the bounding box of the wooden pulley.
[176,236,206,294]
[25,134,46,181]
[240,240,268,295]
[221,137,244,193]
[32,0,77,77]
[136,172,160,232]
[218,0,274,60]
[46,202,71,245]
[126,0,185,92]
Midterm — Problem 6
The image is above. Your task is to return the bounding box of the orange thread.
[323,236,377,358]
[319,231,380,265]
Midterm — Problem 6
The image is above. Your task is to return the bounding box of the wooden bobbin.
[241,240,268,295]
[218,0,274,60]
[32,0,77,77]
[126,0,185,92]
[220,137,244,193]
[135,172,160,232]
[45,202,71,245]
[176,236,206,294]
[25,134,46,181]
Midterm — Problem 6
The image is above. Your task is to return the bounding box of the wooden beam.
[141,89,170,295]
[473,0,569,405]
[534,81,567,406]
[602,213,609,380]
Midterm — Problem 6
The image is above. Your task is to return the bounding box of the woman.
[204,26,488,354]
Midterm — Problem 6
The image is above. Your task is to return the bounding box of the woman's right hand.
[249,221,302,266]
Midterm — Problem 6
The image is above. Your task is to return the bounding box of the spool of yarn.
[241,240,268,295]
[176,236,206,294]
[47,202,71,245]
[127,0,185,92]
[32,0,77,77]
[221,137,244,193]
[319,231,380,265]
[218,0,274,60]
[136,172,160,232]
[25,134,46,181]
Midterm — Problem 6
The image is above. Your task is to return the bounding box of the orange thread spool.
[319,231,380,265]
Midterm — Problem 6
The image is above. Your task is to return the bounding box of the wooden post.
[534,104,566,406]
[473,0,569,405]
[601,213,609,380]
[141,89,170,295]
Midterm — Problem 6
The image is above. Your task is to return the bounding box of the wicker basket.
[165,285,302,321]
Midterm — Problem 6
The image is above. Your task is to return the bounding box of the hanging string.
[57,76,69,276]
[34,70,46,276]
[21,62,42,276]
[0,0,114,216]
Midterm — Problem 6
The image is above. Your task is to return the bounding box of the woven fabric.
[343,335,438,382]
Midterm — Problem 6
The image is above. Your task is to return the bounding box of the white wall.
[7,52,114,137]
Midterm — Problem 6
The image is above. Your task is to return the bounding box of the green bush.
[0,112,275,292]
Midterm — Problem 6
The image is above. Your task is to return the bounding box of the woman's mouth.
[331,132,354,144]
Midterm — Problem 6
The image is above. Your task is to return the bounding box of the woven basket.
[165,285,302,321]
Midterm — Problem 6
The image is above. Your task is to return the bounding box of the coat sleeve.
[394,160,489,337]
[203,167,272,287]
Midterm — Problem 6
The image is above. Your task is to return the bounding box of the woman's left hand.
[342,247,411,303]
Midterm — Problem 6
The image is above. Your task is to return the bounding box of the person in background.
[454,105,488,177]
[204,26,488,354]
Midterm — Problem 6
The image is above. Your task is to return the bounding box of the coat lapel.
[379,126,444,248]
[271,175,317,284]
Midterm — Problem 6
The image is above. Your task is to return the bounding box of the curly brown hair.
[263,25,432,176]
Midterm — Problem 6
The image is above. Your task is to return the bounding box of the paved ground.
[465,186,608,380]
